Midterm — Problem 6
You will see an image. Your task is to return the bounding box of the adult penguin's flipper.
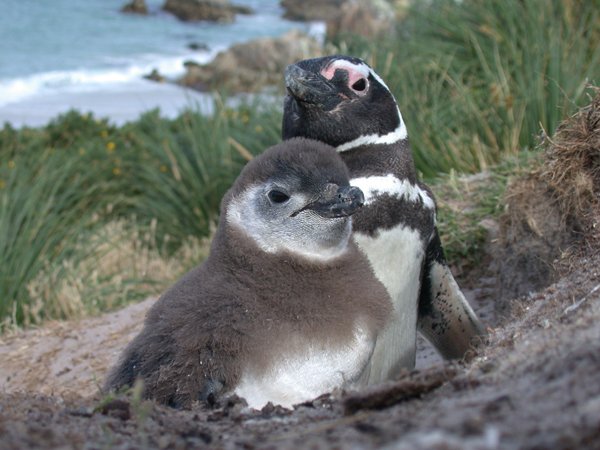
[417,229,486,359]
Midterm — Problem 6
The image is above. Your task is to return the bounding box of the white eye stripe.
[367,67,392,92]
[322,59,371,80]
[326,59,392,93]
[323,59,408,152]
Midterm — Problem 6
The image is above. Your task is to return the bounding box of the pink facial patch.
[320,60,370,92]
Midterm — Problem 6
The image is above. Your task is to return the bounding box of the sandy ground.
[0,275,496,398]
[2,248,598,449]
[0,298,154,399]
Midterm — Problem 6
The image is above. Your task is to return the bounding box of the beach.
[0,0,316,128]
[0,80,215,128]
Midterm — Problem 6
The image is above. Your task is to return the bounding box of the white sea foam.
[0,51,215,108]
[0,0,314,126]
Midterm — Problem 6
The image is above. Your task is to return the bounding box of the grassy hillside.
[1,0,598,329]
[338,0,599,176]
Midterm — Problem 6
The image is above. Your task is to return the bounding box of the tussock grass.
[24,221,211,329]
[116,106,279,251]
[432,152,539,275]
[1,0,598,328]
[344,0,599,176]
[0,144,104,330]
[539,87,600,226]
[500,87,600,249]
[0,105,279,331]
[493,87,600,300]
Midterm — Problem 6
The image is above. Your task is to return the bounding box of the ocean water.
[0,0,320,126]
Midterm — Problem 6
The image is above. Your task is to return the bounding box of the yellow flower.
[225,109,237,119]
[160,165,168,173]
[100,130,109,139]
[112,167,121,176]
[79,147,86,155]
[106,141,116,152]
[254,125,263,133]
[7,160,15,169]
[0,180,5,189]
[241,113,250,124]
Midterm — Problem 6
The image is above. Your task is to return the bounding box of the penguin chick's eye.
[267,190,290,204]
[351,78,368,94]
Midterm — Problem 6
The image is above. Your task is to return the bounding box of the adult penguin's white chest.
[350,174,436,383]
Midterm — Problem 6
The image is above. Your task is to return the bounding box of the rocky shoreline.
[122,0,399,94]
[178,30,325,93]
[122,0,253,21]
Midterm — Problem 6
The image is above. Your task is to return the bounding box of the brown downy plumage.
[105,138,391,409]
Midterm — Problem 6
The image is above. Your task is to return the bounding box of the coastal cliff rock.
[178,30,323,93]
[121,0,148,14]
[327,0,396,40]
[143,69,166,83]
[163,0,252,23]
[280,0,396,40]
[280,0,346,21]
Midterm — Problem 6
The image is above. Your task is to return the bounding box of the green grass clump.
[0,139,105,327]
[433,151,541,273]
[115,105,280,251]
[340,0,599,177]
[1,0,598,329]
[0,104,281,331]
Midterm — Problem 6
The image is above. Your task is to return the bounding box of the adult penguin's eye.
[267,190,290,204]
[352,78,367,92]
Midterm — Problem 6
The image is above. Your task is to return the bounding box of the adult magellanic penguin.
[105,138,392,409]
[283,55,485,383]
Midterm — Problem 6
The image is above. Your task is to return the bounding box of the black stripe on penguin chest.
[342,142,416,181]
[351,194,435,240]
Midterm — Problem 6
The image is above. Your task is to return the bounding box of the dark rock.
[121,0,148,14]
[143,69,166,83]
[97,399,131,421]
[178,30,323,93]
[163,0,253,23]
[188,42,209,51]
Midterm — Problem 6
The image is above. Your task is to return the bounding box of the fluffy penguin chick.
[105,138,391,409]
[283,55,485,382]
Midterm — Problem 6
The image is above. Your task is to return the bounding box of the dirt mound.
[0,298,152,397]
[1,250,599,449]
[495,87,600,302]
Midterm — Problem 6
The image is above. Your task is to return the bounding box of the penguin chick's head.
[283,55,407,151]
[225,138,365,261]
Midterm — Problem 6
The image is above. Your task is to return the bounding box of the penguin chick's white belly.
[234,325,374,409]
[354,225,425,383]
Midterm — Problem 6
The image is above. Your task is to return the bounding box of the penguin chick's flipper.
[104,317,237,408]
[417,229,486,359]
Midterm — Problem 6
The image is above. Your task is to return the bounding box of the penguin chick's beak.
[285,64,338,108]
[294,185,365,219]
